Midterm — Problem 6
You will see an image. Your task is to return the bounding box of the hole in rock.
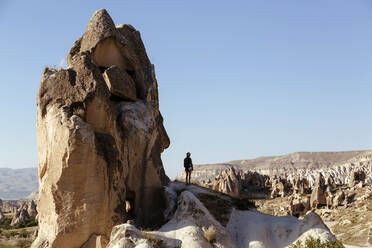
[99,66,108,73]
[125,190,136,220]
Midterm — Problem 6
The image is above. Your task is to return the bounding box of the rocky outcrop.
[210,168,241,198]
[293,175,310,195]
[27,200,37,220]
[288,194,311,217]
[33,9,169,248]
[271,177,289,198]
[11,203,30,226]
[310,173,327,208]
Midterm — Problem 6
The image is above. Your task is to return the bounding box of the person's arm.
[190,158,193,170]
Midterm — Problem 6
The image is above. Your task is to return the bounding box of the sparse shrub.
[289,236,343,248]
[17,239,33,248]
[0,218,12,230]
[19,229,29,238]
[202,225,216,243]
[141,231,166,248]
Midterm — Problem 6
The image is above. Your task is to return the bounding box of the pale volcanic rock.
[33,9,169,248]
[227,210,336,248]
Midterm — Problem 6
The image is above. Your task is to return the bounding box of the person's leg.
[189,171,192,184]
[185,171,188,184]
[187,171,190,184]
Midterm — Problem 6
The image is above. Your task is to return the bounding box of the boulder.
[32,9,169,248]
[102,65,136,101]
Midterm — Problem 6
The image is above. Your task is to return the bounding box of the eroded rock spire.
[33,9,169,248]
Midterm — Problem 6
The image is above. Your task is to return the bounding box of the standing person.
[184,152,193,184]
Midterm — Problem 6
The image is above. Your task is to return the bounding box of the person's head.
[186,152,191,157]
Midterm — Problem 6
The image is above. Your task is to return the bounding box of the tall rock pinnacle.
[33,9,170,248]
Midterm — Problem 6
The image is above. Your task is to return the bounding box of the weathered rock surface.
[310,173,327,208]
[33,9,169,248]
[107,182,337,248]
[11,202,31,226]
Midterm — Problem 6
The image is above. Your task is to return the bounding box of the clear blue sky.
[1,1,372,178]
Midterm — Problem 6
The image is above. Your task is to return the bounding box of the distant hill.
[0,168,38,200]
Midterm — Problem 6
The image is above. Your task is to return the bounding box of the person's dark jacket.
[184,157,193,171]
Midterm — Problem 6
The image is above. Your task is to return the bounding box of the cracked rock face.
[33,9,169,248]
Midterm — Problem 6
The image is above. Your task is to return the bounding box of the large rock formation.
[33,9,169,248]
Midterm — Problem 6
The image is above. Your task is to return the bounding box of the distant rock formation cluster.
[183,151,371,218]
[10,200,37,226]
[33,9,169,248]
[194,167,269,198]
[0,199,38,226]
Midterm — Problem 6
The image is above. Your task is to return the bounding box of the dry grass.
[141,231,166,248]
[202,225,216,243]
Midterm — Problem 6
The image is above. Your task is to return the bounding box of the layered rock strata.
[33,9,169,248]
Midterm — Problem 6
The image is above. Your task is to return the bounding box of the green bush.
[289,236,343,248]
[19,229,29,238]
[16,240,32,248]
[0,218,12,230]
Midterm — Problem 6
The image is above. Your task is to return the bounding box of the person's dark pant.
[185,169,192,184]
